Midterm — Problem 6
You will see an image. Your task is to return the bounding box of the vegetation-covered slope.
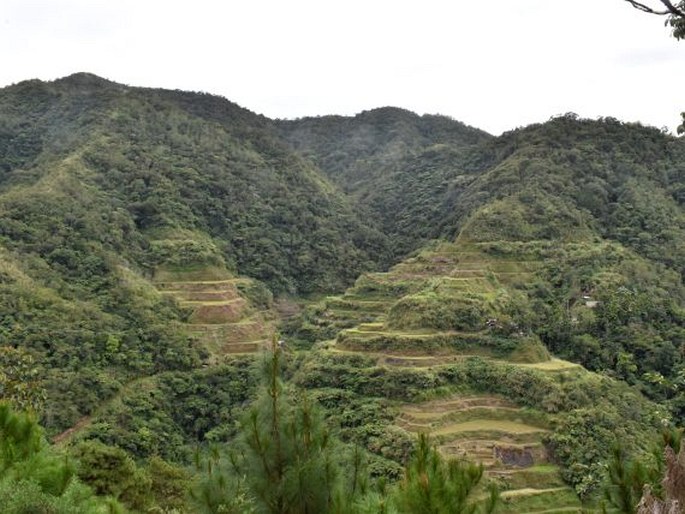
[277,108,492,256]
[0,73,391,293]
[286,238,671,504]
[2,74,685,513]
[280,113,685,269]
[282,113,685,423]
[0,74,389,433]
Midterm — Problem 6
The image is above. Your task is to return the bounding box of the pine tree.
[392,433,499,514]
[192,338,363,514]
[602,430,683,514]
[0,402,123,513]
[236,339,349,514]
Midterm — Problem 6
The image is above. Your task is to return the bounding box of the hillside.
[0,73,390,434]
[1,75,685,512]
[286,236,675,506]
[281,114,685,417]
[277,108,492,256]
[279,114,685,508]
[279,113,685,270]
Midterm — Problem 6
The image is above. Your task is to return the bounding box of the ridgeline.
[1,74,684,512]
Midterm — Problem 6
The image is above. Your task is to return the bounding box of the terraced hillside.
[154,267,275,360]
[303,239,554,364]
[50,264,274,448]
[395,393,584,513]
[290,238,664,511]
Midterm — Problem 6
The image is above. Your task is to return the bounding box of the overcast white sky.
[1,0,684,135]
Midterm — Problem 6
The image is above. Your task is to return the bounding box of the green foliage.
[237,279,275,310]
[391,433,498,514]
[276,108,491,256]
[280,112,685,271]
[147,455,191,513]
[190,346,370,514]
[72,440,150,509]
[599,428,683,514]
[602,444,653,514]
[387,292,489,332]
[664,1,685,40]
[3,74,685,512]
[0,402,43,477]
[0,74,390,433]
[148,233,226,269]
[0,403,120,513]
[76,362,257,459]
[0,346,46,414]
[296,349,660,498]
[230,347,351,513]
[190,456,257,514]
[71,439,191,512]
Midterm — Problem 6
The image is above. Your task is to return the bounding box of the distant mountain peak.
[54,72,117,87]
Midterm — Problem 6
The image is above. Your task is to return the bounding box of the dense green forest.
[1,74,684,512]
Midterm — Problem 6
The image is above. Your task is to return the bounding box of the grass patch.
[432,420,548,436]
[511,358,582,372]
[402,407,549,429]
[153,265,232,283]
[496,486,582,514]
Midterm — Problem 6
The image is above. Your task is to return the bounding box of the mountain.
[288,238,664,508]
[2,74,685,512]
[279,112,685,269]
[281,113,685,505]
[0,73,391,294]
[276,108,492,256]
[0,73,389,433]
[282,112,685,393]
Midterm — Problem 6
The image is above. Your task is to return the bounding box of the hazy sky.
[2,0,684,135]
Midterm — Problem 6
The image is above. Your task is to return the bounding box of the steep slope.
[276,108,491,255]
[2,75,684,511]
[280,113,685,272]
[289,237,666,506]
[438,116,685,267]
[276,107,491,193]
[0,74,388,433]
[283,114,685,427]
[0,73,389,293]
[279,112,685,507]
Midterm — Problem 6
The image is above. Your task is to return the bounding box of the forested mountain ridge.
[280,115,685,508]
[283,109,685,426]
[1,74,685,512]
[276,108,492,256]
[275,107,491,192]
[279,111,685,268]
[0,73,391,435]
[0,72,390,293]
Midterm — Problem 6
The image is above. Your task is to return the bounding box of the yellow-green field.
[155,268,275,359]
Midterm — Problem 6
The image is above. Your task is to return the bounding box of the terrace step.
[153,270,274,357]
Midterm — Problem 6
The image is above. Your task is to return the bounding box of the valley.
[0,74,683,512]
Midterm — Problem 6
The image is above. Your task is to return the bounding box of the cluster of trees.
[0,72,393,434]
[0,346,503,514]
[2,343,681,513]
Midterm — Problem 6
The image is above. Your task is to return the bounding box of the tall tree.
[191,339,365,514]
[392,433,498,514]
